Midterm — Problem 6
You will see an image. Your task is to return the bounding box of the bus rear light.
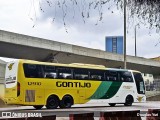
[17,82,20,97]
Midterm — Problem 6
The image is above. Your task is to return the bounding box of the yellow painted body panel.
[18,79,102,105]
[5,59,102,106]
[5,86,19,104]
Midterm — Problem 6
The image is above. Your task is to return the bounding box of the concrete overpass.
[0,30,160,76]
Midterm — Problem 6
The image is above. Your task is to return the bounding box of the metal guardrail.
[146,91,160,98]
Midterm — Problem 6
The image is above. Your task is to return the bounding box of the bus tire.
[46,95,59,109]
[33,105,43,109]
[59,95,73,108]
[124,95,133,106]
[108,103,116,107]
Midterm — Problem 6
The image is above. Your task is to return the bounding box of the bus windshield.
[133,72,145,94]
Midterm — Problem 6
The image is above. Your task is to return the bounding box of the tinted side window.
[57,67,72,79]
[105,70,118,81]
[90,69,105,81]
[23,64,43,78]
[119,71,133,82]
[74,68,89,80]
[43,65,57,79]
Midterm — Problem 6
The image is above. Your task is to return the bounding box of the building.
[142,73,154,91]
[151,56,160,61]
[154,76,160,91]
[105,36,123,54]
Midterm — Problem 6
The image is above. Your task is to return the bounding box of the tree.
[125,0,160,33]
[31,0,159,68]
[35,0,160,34]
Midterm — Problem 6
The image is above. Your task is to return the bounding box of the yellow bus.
[4,59,146,109]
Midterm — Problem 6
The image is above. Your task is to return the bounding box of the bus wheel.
[59,95,73,108]
[46,95,59,109]
[108,103,116,107]
[33,105,43,109]
[124,95,133,106]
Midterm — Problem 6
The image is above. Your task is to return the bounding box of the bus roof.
[18,59,106,70]
[17,59,141,72]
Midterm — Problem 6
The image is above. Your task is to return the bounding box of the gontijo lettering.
[56,81,91,88]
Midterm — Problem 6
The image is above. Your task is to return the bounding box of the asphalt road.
[0,101,160,120]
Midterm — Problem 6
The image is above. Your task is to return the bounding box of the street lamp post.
[124,0,127,69]
[135,25,137,57]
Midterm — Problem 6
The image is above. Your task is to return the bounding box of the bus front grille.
[25,90,35,102]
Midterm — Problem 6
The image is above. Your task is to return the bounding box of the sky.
[0,0,159,62]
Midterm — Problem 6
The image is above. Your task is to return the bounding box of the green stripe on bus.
[100,82,122,99]
[88,81,122,99]
[88,81,112,99]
